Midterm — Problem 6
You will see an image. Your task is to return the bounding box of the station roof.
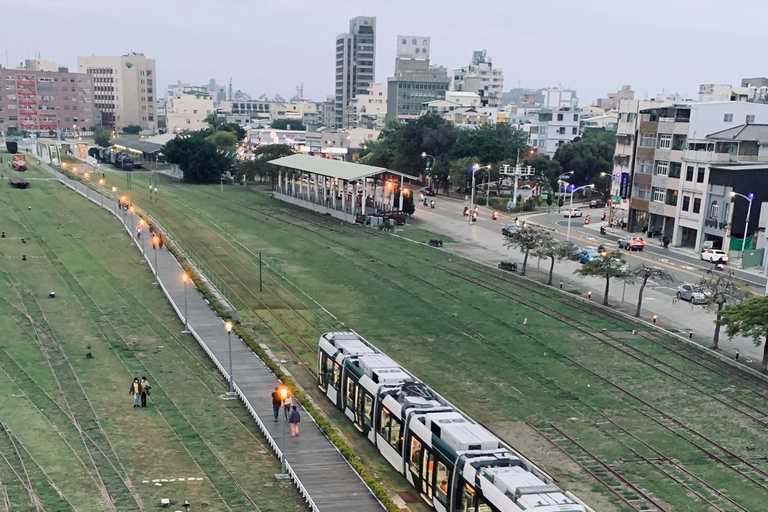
[268,153,415,181]
[110,137,164,154]
[707,124,768,142]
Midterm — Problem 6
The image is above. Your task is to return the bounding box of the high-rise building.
[386,35,450,123]
[452,50,504,108]
[335,16,376,129]
[77,52,157,132]
[0,65,95,132]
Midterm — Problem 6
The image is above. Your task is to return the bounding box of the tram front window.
[458,484,475,512]
[436,462,450,505]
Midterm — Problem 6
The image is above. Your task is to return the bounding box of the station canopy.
[268,153,414,181]
[110,137,164,155]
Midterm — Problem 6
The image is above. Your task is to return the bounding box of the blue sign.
[619,172,630,199]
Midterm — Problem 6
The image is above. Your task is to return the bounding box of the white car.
[700,249,728,263]
[676,284,710,303]
[564,208,583,218]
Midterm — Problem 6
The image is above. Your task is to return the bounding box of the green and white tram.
[318,332,586,512]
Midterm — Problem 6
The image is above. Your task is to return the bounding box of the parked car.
[564,208,583,218]
[501,224,520,237]
[676,283,710,303]
[701,248,728,263]
[589,199,606,208]
[617,236,646,251]
[579,248,602,264]
[419,187,435,197]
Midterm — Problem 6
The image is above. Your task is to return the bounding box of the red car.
[589,199,606,208]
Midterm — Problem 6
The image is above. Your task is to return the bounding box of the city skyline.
[4,0,768,105]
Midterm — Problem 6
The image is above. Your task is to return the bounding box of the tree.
[449,123,528,164]
[204,113,228,130]
[94,126,112,147]
[402,193,415,216]
[205,113,247,140]
[504,225,548,276]
[719,296,768,371]
[448,157,479,193]
[573,249,626,306]
[533,234,574,285]
[205,130,238,152]
[249,144,295,185]
[271,118,306,131]
[553,130,615,187]
[624,265,676,317]
[162,131,232,184]
[122,124,142,135]
[699,274,749,349]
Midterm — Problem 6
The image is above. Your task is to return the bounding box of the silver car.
[676,284,710,303]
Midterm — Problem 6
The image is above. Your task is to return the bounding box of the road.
[410,193,764,365]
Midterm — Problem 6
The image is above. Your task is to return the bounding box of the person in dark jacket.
[271,386,281,421]
[289,406,300,436]
[140,377,151,407]
[129,377,141,408]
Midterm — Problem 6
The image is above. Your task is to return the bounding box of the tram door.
[421,451,435,500]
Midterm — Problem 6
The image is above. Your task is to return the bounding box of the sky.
[5,0,768,105]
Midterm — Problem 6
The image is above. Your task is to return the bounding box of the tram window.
[389,416,402,452]
[457,483,476,512]
[363,393,373,427]
[345,377,356,410]
[436,462,450,505]
[409,437,422,473]
[379,407,391,439]
[477,499,492,512]
[332,362,341,391]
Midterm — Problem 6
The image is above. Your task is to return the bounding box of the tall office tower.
[335,16,376,128]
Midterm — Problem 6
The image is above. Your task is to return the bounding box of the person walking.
[289,406,300,437]
[271,386,281,422]
[140,377,151,407]
[129,377,141,408]
[282,387,292,420]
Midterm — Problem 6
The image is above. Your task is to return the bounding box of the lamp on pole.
[567,184,594,242]
[421,152,435,189]
[225,320,235,395]
[731,191,754,269]
[279,386,288,476]
[138,218,146,255]
[468,164,491,226]
[128,205,135,239]
[98,179,105,207]
[112,187,118,214]
[182,273,190,334]
[151,235,159,284]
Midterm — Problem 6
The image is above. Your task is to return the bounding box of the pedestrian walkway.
[40,161,384,512]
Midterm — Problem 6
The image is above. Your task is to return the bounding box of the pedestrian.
[289,406,300,436]
[148,225,155,237]
[271,386,281,422]
[282,387,292,420]
[129,377,141,408]
[140,377,151,407]
[158,234,163,250]
[136,226,142,240]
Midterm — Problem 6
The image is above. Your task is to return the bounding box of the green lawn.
[0,178,306,511]
[0,148,55,179]
[69,171,768,512]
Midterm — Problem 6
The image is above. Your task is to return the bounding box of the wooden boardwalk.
[43,163,384,512]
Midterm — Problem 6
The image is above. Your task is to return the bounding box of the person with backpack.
[289,406,300,436]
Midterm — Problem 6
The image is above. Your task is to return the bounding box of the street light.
[731,191,754,269]
[567,184,594,241]
[138,218,146,255]
[225,320,235,395]
[469,164,491,225]
[182,273,190,334]
[112,187,118,214]
[128,205,136,240]
[151,235,159,284]
[279,386,288,476]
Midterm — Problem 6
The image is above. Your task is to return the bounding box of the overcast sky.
[6,0,768,104]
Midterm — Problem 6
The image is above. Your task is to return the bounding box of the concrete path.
[39,161,383,512]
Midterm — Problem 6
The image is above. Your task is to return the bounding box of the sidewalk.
[39,159,384,512]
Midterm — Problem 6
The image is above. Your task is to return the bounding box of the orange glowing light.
[182,273,188,283]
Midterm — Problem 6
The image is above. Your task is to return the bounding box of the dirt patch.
[485,421,622,512]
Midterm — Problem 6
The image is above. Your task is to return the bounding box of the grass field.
[96,170,768,512]
[0,160,307,511]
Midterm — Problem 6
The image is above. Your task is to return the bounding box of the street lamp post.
[129,205,135,240]
[279,386,288,476]
[731,192,754,269]
[138,219,146,255]
[112,187,118,215]
[567,184,594,242]
[421,152,435,189]
[469,164,491,226]
[182,273,190,334]
[225,320,235,395]
[151,235,159,284]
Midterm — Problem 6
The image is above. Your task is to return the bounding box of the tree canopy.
[162,131,232,184]
[573,249,626,305]
[122,124,142,135]
[270,119,306,131]
[94,126,112,147]
[624,265,675,317]
[699,274,749,349]
[719,296,768,370]
[236,144,295,184]
[553,130,615,188]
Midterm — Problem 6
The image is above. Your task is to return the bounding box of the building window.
[658,134,672,149]
[707,201,720,220]
[639,132,656,147]
[685,166,694,181]
[697,168,705,183]
[633,184,650,200]
[682,196,690,211]
[724,113,733,122]
[557,113,563,121]
[654,161,669,176]
[637,159,653,174]
[652,187,666,203]
[572,127,577,134]
[693,197,701,213]
[746,114,755,124]
[573,114,578,122]
[558,127,565,134]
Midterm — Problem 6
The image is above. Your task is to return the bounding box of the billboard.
[397,35,430,60]
[619,172,630,199]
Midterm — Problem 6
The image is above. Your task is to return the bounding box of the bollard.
[22,255,26,261]
[689,332,693,340]
[559,281,563,289]
[736,351,740,361]
[588,291,592,299]
[653,315,658,324]
[1,232,4,238]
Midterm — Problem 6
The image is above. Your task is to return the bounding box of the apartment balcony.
[683,150,763,164]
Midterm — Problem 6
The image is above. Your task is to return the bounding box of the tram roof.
[267,153,416,181]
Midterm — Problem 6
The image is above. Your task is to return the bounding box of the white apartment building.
[452,50,503,108]
[540,88,578,109]
[529,109,580,156]
[166,92,214,133]
[77,52,156,131]
[346,83,386,129]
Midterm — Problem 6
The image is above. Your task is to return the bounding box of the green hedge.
[60,165,399,511]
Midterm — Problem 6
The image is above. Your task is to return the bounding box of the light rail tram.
[318,332,586,512]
